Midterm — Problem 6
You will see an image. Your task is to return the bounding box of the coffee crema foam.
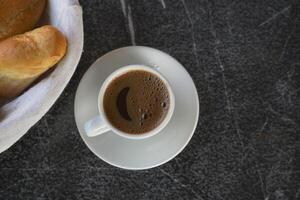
[103,70,170,134]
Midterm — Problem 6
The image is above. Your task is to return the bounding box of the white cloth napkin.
[0,0,84,153]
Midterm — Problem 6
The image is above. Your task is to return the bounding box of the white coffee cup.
[84,65,175,139]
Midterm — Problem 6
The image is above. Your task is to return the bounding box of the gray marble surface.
[0,0,300,199]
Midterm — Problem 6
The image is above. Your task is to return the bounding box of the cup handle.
[84,115,110,137]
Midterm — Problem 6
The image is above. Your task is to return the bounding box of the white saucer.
[74,46,199,170]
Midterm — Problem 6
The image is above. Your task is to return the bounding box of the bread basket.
[0,0,83,153]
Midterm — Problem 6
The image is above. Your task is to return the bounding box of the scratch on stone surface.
[120,0,127,17]
[232,110,244,147]
[43,117,50,136]
[257,170,267,199]
[208,11,229,110]
[0,166,114,173]
[160,169,185,186]
[180,0,200,68]
[273,64,298,104]
[0,166,115,172]
[260,118,268,132]
[276,79,289,97]
[127,5,136,46]
[174,157,181,166]
[280,22,296,61]
[40,117,51,160]
[274,84,299,105]
[0,167,52,171]
[265,162,280,187]
[276,170,300,175]
[226,19,234,36]
[258,5,291,27]
[208,8,244,148]
[240,147,254,164]
[267,104,297,126]
[0,182,18,193]
[82,166,113,171]
[281,116,297,126]
[159,0,166,9]
[119,0,136,45]
[160,169,204,200]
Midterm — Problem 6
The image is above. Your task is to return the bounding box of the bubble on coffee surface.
[141,113,148,120]
[103,69,170,134]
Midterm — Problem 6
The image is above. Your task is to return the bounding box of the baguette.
[0,0,46,40]
[0,25,67,100]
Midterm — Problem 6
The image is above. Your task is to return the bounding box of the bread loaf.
[0,25,67,100]
[0,0,46,40]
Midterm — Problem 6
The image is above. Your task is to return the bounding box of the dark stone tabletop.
[1,0,299,199]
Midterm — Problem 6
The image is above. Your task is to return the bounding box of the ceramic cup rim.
[97,64,175,140]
